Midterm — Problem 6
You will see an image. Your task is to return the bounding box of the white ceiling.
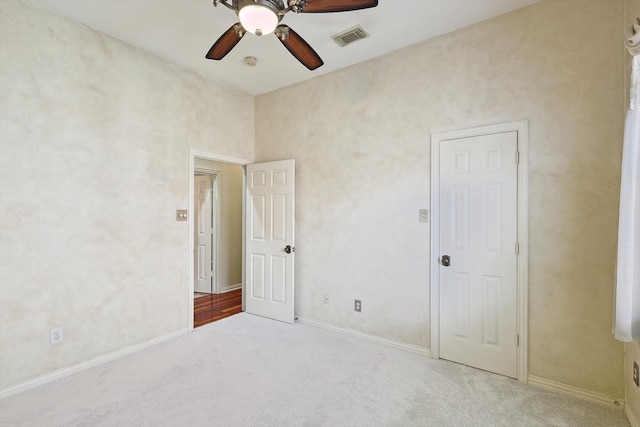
[30,0,540,95]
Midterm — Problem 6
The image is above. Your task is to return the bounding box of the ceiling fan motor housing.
[237,0,284,11]
[237,0,284,35]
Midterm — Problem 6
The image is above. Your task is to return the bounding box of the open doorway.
[191,157,245,328]
[188,151,297,330]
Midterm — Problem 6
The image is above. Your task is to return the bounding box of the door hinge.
[516,334,520,347]
[515,242,519,255]
[515,151,520,164]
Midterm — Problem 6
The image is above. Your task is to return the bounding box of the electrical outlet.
[324,294,330,304]
[634,361,639,387]
[419,209,429,223]
[50,327,64,345]
[354,299,362,312]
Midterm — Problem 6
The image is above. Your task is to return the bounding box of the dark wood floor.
[194,289,242,328]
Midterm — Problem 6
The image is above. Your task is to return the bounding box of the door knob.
[284,245,295,254]
[440,255,450,267]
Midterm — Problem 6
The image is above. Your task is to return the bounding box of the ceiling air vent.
[332,25,369,47]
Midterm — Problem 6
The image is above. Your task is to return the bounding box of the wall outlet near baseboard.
[50,327,63,345]
[354,299,362,312]
[419,209,429,223]
[634,361,639,387]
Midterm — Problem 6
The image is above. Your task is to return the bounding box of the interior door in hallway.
[245,159,295,324]
[438,131,518,378]
[194,175,215,294]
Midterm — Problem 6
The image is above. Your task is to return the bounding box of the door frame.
[188,149,250,331]
[429,120,529,382]
[193,170,221,294]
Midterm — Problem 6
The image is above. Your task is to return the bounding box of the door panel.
[271,255,287,303]
[245,159,295,323]
[439,131,518,378]
[250,254,265,299]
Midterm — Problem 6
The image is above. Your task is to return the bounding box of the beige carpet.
[0,313,630,426]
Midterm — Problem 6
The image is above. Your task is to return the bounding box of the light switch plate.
[176,210,188,221]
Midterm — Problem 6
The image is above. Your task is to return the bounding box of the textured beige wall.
[624,0,640,422]
[255,0,625,397]
[0,0,253,390]
[0,0,628,403]
[194,159,243,289]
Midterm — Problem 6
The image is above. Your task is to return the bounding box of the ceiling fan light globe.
[239,4,279,36]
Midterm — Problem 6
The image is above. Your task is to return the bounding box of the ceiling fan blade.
[205,23,244,60]
[276,26,324,70]
[300,0,378,13]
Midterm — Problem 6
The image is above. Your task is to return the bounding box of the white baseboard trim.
[296,316,431,357]
[528,375,625,409]
[220,283,242,293]
[0,328,190,400]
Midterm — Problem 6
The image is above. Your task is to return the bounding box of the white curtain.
[629,16,640,110]
[614,17,640,342]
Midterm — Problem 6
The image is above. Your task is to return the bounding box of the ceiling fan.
[206,0,379,70]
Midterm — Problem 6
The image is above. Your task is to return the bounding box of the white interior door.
[194,175,213,294]
[244,159,295,323]
[438,131,518,378]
